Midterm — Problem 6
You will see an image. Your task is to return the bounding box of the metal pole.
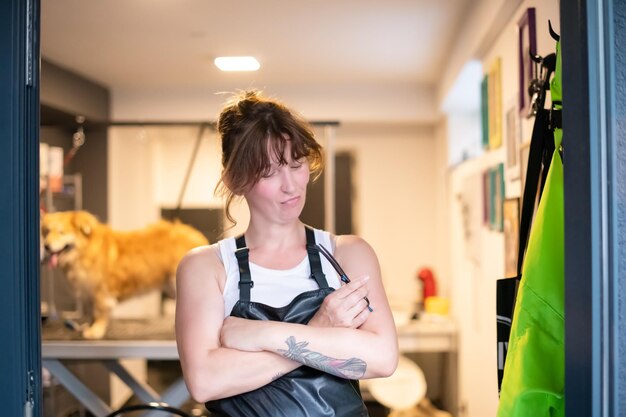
[324,125,336,234]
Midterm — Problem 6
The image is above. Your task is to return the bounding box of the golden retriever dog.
[41,210,208,339]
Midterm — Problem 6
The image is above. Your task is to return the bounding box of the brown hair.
[215,90,323,226]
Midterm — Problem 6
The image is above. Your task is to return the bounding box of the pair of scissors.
[314,244,373,312]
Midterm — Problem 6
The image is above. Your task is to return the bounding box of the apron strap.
[234,227,330,302]
[305,226,330,288]
[234,234,253,302]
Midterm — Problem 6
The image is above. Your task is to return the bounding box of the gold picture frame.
[488,58,502,150]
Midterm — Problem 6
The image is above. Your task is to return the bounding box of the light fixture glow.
[214,56,260,72]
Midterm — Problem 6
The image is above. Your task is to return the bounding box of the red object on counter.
[417,268,437,300]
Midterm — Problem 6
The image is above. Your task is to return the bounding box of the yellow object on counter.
[424,296,449,316]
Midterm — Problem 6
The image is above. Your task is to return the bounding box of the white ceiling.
[41,0,470,93]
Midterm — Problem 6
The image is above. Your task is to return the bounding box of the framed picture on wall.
[488,58,503,150]
[481,74,490,149]
[506,105,521,180]
[490,163,505,231]
[503,197,520,277]
[518,7,537,118]
[483,169,491,225]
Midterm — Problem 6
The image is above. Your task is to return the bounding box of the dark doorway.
[300,151,355,235]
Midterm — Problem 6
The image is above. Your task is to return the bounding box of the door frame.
[561,0,620,416]
[0,0,42,415]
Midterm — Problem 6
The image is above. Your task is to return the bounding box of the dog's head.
[41,210,100,269]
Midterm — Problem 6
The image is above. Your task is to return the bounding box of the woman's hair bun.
[235,90,279,120]
[215,90,323,228]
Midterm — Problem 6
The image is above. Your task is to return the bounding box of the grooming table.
[42,316,187,417]
[42,316,458,417]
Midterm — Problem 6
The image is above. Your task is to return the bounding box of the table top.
[41,316,179,359]
[42,316,457,360]
[42,316,176,341]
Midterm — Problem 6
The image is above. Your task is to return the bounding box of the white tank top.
[218,228,342,317]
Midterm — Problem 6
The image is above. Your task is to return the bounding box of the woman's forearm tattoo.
[278,336,367,379]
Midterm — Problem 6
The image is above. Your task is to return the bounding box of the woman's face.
[244,141,310,224]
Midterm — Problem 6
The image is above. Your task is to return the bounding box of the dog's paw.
[82,323,107,339]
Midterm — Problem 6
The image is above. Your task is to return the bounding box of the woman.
[175,91,398,416]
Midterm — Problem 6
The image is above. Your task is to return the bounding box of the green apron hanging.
[497,41,564,417]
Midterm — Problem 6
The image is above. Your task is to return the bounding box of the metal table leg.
[103,359,190,417]
[43,359,112,417]
[160,377,190,407]
[103,360,160,403]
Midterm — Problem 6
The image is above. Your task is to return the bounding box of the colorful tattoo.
[278,336,366,379]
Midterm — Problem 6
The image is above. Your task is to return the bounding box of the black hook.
[542,53,557,74]
[526,52,557,117]
[530,52,543,64]
[548,20,560,41]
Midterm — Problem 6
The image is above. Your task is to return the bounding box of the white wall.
[336,123,439,309]
[108,127,160,230]
[109,126,223,230]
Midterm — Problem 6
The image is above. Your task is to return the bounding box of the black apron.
[206,226,369,417]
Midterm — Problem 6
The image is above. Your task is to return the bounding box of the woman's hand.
[220,316,266,352]
[220,276,371,352]
[308,276,371,329]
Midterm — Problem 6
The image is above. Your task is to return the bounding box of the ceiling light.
[214,56,260,72]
